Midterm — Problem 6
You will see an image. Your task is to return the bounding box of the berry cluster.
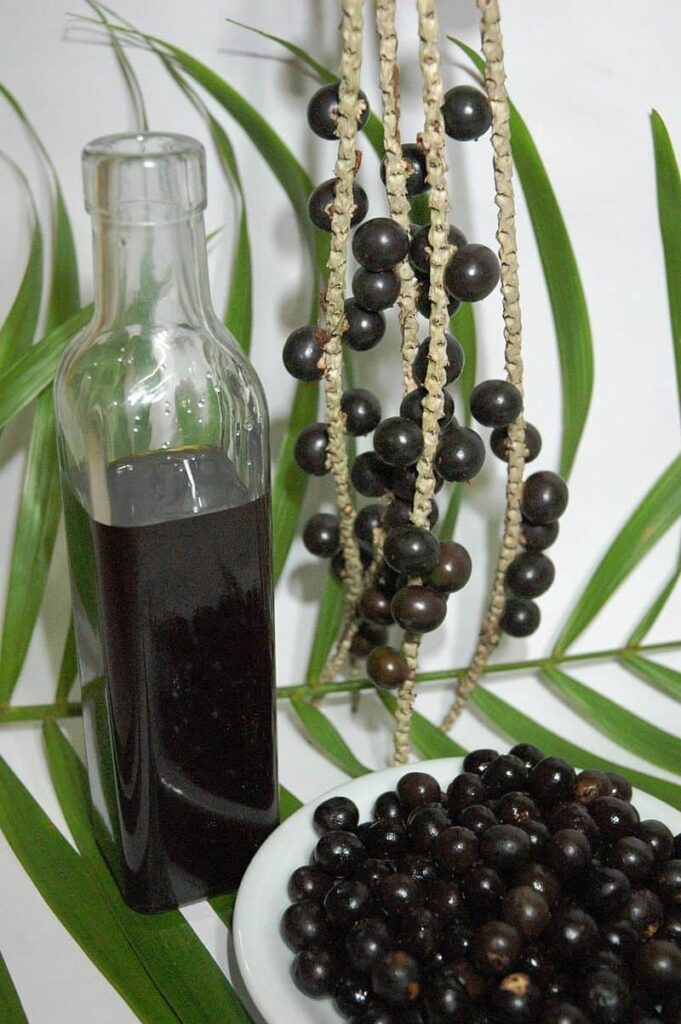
[467,377,570,639]
[282,747,681,1023]
[284,81,521,685]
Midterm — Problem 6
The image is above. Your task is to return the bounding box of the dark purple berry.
[398,772,442,811]
[381,143,429,197]
[308,177,368,231]
[314,795,360,834]
[483,754,528,797]
[522,471,569,525]
[442,85,492,141]
[282,901,333,951]
[353,267,400,312]
[470,379,523,428]
[434,827,479,875]
[491,422,542,463]
[355,504,385,545]
[463,749,499,776]
[307,82,370,140]
[384,526,440,575]
[500,597,541,637]
[480,824,532,876]
[409,222,467,275]
[503,886,550,938]
[295,422,329,475]
[435,425,485,482]
[351,452,392,497]
[371,951,421,1006]
[400,386,455,428]
[303,512,340,557]
[444,243,500,302]
[413,333,465,386]
[551,908,599,961]
[425,541,472,594]
[521,517,559,551]
[343,298,386,351]
[342,388,382,436]
[314,830,365,877]
[324,879,372,928]
[391,585,447,633]
[506,551,555,598]
[530,757,577,807]
[353,217,409,271]
[283,324,324,380]
[374,417,424,468]
[288,865,334,903]
[471,920,521,975]
[367,646,410,691]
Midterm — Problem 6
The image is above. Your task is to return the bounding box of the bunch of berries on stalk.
[282,81,569,689]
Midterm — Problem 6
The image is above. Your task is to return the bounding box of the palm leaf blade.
[378,691,467,758]
[0,954,29,1024]
[291,698,370,777]
[543,666,681,775]
[651,110,681,399]
[622,654,681,703]
[306,574,345,685]
[554,454,681,653]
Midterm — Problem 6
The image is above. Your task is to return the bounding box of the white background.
[0,1,680,1021]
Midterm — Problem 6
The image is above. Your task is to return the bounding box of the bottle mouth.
[83,132,207,224]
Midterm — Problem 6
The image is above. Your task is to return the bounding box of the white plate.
[232,757,681,1024]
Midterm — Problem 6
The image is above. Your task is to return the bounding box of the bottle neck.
[91,213,215,331]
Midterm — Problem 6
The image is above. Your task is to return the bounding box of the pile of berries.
[284,80,570,686]
[281,746,681,1023]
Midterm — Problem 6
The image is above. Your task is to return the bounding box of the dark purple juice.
[64,447,277,913]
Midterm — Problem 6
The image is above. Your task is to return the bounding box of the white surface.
[0,1,680,1021]
[233,758,681,1024]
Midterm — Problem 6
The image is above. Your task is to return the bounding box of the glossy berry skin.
[550,828,591,879]
[480,824,532,876]
[399,854,438,887]
[292,948,340,998]
[308,178,368,231]
[483,754,529,797]
[637,939,681,996]
[367,646,409,691]
[398,772,442,811]
[522,470,569,525]
[376,873,423,918]
[506,552,556,599]
[374,417,424,468]
[283,325,324,381]
[350,621,388,658]
[500,597,541,637]
[491,421,542,463]
[407,806,449,853]
[307,82,370,139]
[331,541,373,582]
[462,864,505,911]
[463,749,499,776]
[591,796,639,838]
[627,887,664,937]
[459,804,498,836]
[444,244,500,302]
[575,769,612,804]
[607,772,633,802]
[374,791,403,823]
[294,422,329,475]
[435,425,485,482]
[472,920,521,975]
[446,772,487,815]
[353,268,401,312]
[381,142,430,196]
[345,916,393,973]
[540,1003,589,1024]
[355,504,385,545]
[365,820,407,860]
[360,588,394,627]
[521,518,559,552]
[503,886,550,939]
[426,878,465,921]
[583,867,631,918]
[409,223,468,276]
[470,379,523,428]
[425,541,472,595]
[602,919,639,959]
[496,791,540,825]
[343,298,386,351]
[390,463,444,502]
[353,217,409,271]
[433,826,479,875]
[492,973,541,1024]
[400,387,455,428]
[442,85,492,141]
[583,969,632,1024]
[324,879,372,928]
[333,974,374,1018]
[384,526,440,575]
[303,513,339,557]
[371,951,421,1006]
[342,388,382,436]
[399,908,440,960]
[351,452,392,498]
[636,819,675,862]
[281,901,333,951]
[422,973,471,1023]
[551,908,599,961]
[519,820,551,861]
[415,279,460,320]
[391,586,447,633]
[288,865,334,903]
[413,333,465,386]
[314,830,365,877]
[384,497,439,532]
[514,863,562,908]
[605,835,654,884]
[530,757,576,806]
[314,795,360,834]
[509,743,546,770]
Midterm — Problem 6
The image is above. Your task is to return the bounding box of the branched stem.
[441,0,526,733]
[2,640,677,723]
[319,0,366,652]
[394,0,451,765]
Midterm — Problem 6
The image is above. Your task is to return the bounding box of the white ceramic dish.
[232,757,681,1024]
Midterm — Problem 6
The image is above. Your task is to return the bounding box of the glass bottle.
[54,133,278,914]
